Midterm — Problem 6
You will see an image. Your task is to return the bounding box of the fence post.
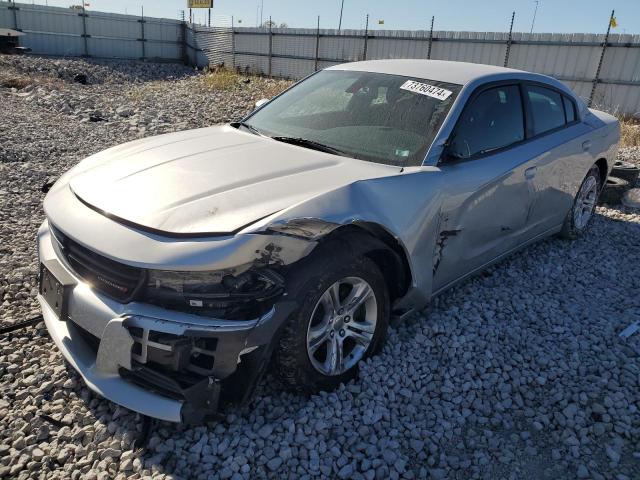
[231,15,236,70]
[362,14,369,61]
[589,9,615,107]
[427,15,434,59]
[314,15,320,71]
[180,11,189,65]
[9,0,19,31]
[138,6,146,60]
[504,11,515,67]
[80,3,89,57]
[268,16,273,77]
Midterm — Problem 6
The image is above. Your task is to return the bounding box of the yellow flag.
[610,16,618,28]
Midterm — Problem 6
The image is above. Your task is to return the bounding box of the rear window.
[525,85,566,136]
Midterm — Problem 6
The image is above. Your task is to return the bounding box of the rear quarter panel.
[585,109,620,178]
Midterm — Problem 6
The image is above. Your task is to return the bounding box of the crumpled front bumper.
[37,221,294,423]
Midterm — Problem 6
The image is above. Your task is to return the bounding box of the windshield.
[243,70,461,166]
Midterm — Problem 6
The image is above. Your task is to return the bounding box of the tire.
[560,165,601,239]
[621,188,640,209]
[274,242,390,392]
[599,176,630,205]
[611,160,640,186]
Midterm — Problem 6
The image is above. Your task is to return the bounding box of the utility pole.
[530,0,539,34]
[260,0,264,28]
[338,0,344,31]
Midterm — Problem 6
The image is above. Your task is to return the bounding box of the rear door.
[519,84,596,234]
[432,83,538,292]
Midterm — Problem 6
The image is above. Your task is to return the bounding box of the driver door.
[432,83,538,292]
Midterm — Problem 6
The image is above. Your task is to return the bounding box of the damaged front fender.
[264,217,341,241]
[244,172,446,307]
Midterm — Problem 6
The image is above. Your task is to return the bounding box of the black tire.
[274,241,390,392]
[599,176,630,205]
[622,188,640,209]
[611,160,640,186]
[560,165,601,239]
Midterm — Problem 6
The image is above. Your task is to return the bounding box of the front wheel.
[274,249,389,392]
[559,164,601,239]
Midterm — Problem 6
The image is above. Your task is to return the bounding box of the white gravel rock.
[1,54,639,480]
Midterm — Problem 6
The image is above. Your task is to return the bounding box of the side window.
[525,85,566,135]
[449,85,524,159]
[563,95,576,123]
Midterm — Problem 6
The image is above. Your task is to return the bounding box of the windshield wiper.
[232,121,264,137]
[271,136,347,156]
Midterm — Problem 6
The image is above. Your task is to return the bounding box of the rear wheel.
[274,248,389,392]
[560,165,601,239]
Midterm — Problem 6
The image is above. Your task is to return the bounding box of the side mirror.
[255,98,269,109]
[441,148,465,163]
[439,135,466,163]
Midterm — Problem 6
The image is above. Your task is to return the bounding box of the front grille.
[50,224,145,302]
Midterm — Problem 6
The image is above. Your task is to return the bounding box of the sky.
[31,0,640,34]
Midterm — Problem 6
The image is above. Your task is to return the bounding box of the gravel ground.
[1,55,639,480]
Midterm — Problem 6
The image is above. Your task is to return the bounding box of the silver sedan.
[38,59,619,422]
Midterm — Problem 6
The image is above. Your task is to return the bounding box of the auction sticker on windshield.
[400,80,452,101]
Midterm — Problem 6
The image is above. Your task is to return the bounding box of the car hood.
[67,125,398,235]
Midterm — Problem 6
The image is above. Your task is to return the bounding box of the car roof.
[328,59,528,86]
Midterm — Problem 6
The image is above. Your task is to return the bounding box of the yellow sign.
[188,0,213,8]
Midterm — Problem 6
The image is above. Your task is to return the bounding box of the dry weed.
[620,118,640,147]
[200,68,239,91]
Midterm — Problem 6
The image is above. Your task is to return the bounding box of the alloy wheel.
[306,276,378,376]
[573,175,598,229]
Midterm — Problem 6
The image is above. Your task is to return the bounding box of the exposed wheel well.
[319,223,412,303]
[595,158,608,187]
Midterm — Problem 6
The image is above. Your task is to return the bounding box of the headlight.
[144,267,284,320]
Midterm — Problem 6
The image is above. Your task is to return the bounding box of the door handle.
[582,140,592,151]
[525,166,537,179]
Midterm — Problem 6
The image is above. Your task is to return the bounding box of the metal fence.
[0,1,184,61]
[231,26,640,115]
[1,1,639,114]
[186,16,233,68]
